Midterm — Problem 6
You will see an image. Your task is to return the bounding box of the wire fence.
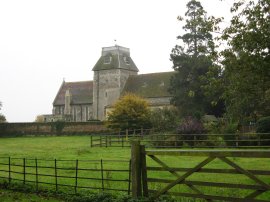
[0,157,131,194]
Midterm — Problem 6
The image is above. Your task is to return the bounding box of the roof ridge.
[65,80,93,84]
[130,71,175,77]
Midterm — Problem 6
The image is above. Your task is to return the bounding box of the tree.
[107,93,151,131]
[35,115,44,122]
[221,0,270,121]
[0,101,6,123]
[0,114,6,123]
[170,0,223,118]
[150,107,179,132]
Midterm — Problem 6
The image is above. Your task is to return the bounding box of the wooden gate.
[130,141,270,201]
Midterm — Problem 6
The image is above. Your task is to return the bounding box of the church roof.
[53,81,93,105]
[121,71,175,98]
[92,46,139,72]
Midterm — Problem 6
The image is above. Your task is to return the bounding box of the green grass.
[0,136,131,160]
[0,135,269,201]
[0,188,62,202]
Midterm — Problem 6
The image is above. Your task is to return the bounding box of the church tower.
[92,45,139,120]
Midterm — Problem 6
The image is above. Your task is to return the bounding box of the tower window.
[123,56,130,65]
[104,56,111,64]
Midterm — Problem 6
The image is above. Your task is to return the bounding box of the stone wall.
[0,121,108,137]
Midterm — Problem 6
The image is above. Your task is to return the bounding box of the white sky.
[0,0,233,122]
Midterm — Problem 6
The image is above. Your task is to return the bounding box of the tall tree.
[170,0,223,117]
[221,0,270,121]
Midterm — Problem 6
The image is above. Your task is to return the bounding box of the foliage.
[0,182,177,202]
[51,120,65,134]
[170,0,224,117]
[35,115,44,122]
[0,114,6,123]
[177,116,205,134]
[0,101,6,123]
[223,122,238,134]
[177,116,206,146]
[107,93,151,131]
[200,64,225,117]
[221,0,270,121]
[222,122,239,146]
[150,107,179,132]
[205,135,226,147]
[256,116,270,133]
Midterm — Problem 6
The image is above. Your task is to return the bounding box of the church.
[44,45,174,122]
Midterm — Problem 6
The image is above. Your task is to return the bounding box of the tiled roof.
[92,46,139,72]
[53,81,93,105]
[121,71,175,98]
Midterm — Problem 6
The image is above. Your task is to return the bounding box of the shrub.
[177,116,205,134]
[204,135,226,147]
[177,116,206,146]
[256,116,270,133]
[150,107,179,132]
[223,122,238,146]
[107,93,152,131]
[0,180,177,202]
[256,116,270,145]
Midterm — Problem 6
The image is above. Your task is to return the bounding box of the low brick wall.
[0,121,108,137]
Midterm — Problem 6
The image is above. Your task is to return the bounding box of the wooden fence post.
[194,135,197,147]
[109,136,112,146]
[75,159,78,194]
[236,133,239,147]
[126,129,128,141]
[55,159,58,191]
[35,158,38,191]
[8,157,11,184]
[23,158,26,184]
[101,159,104,191]
[90,135,93,147]
[100,136,102,147]
[128,159,131,195]
[140,145,148,197]
[131,141,142,198]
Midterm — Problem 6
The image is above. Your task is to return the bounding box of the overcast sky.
[0,0,233,122]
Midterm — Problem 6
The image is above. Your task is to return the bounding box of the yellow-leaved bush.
[106,93,151,131]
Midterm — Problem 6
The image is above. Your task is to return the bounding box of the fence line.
[0,157,131,194]
[90,133,270,148]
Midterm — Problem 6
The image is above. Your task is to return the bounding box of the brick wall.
[0,121,108,137]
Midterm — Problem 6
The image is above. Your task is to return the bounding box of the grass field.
[0,136,130,160]
[0,135,269,201]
